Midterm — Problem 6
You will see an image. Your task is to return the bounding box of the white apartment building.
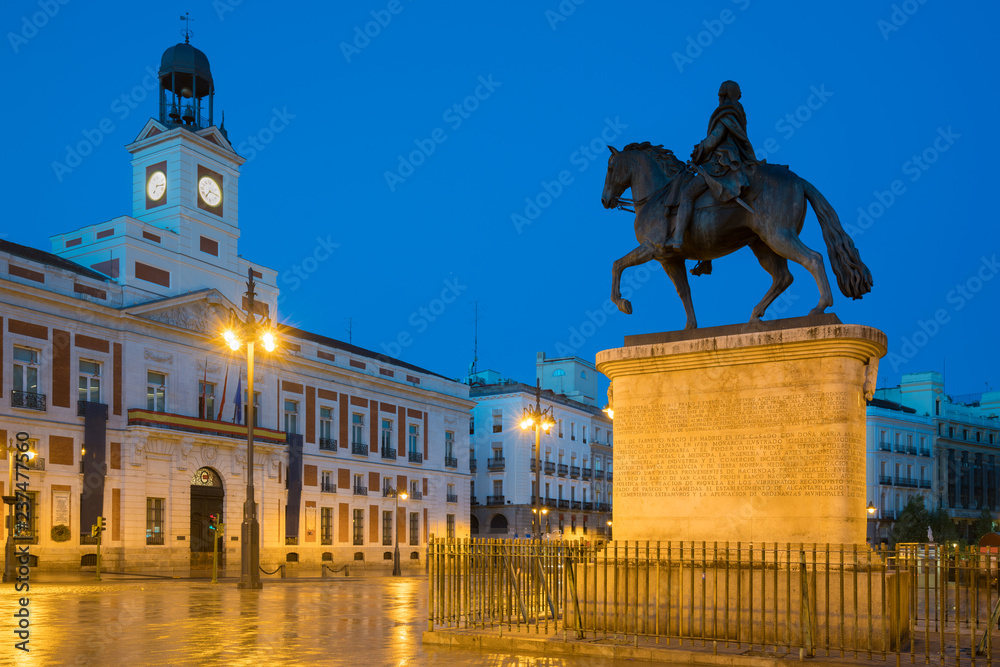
[468,354,613,540]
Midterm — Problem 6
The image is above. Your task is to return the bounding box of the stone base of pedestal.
[596,315,886,546]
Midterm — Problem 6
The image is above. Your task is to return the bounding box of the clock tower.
[51,38,277,315]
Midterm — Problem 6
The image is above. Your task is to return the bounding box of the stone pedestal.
[596,315,886,546]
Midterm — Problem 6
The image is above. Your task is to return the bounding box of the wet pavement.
[1,573,638,666]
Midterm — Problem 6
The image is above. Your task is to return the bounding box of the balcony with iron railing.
[557,464,568,477]
[351,441,368,456]
[570,465,580,479]
[571,500,581,510]
[444,455,458,468]
[906,446,918,455]
[920,449,932,457]
[447,493,458,503]
[353,485,367,496]
[409,490,423,500]
[895,476,919,488]
[582,501,593,511]
[593,470,604,480]
[487,457,505,471]
[877,442,892,452]
[558,499,569,509]
[878,474,893,485]
[319,437,337,451]
[381,446,396,460]
[919,479,932,489]
[408,451,423,464]
[11,390,46,411]
[321,481,337,493]
[596,503,611,512]
[486,495,504,506]
[471,497,479,506]
[545,497,558,509]
[544,461,555,475]
[607,472,613,482]
[582,468,592,480]
[469,458,477,472]
[127,408,287,444]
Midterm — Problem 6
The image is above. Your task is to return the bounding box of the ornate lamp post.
[223,269,278,590]
[866,501,877,543]
[391,487,408,576]
[519,380,555,540]
[3,438,34,583]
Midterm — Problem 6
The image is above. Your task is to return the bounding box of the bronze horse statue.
[600,142,872,329]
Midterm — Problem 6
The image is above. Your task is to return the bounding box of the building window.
[146,497,164,545]
[79,360,102,403]
[582,426,587,443]
[284,399,299,434]
[353,509,364,545]
[571,423,576,441]
[409,512,419,546]
[408,424,420,455]
[445,430,455,459]
[320,407,334,448]
[492,409,503,433]
[469,416,475,435]
[447,514,456,539]
[321,470,335,493]
[352,413,365,446]
[12,346,40,395]
[321,507,333,545]
[147,371,167,412]
[558,419,563,438]
[198,381,216,420]
[381,419,393,450]
[594,427,601,445]
[243,391,261,428]
[493,479,503,500]
[354,473,366,495]
[381,510,393,546]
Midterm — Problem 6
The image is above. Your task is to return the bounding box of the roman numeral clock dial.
[198,176,222,207]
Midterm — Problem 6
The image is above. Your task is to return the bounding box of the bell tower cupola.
[158,24,215,131]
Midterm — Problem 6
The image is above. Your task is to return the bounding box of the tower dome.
[158,41,215,129]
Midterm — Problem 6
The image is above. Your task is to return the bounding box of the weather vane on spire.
[180,12,194,43]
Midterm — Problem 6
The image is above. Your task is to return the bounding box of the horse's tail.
[803,180,873,299]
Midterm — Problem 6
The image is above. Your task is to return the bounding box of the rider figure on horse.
[666,80,757,252]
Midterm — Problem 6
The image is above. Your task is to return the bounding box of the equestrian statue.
[601,80,872,330]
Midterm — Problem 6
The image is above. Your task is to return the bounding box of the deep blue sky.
[2,1,997,398]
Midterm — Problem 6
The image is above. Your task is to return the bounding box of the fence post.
[800,549,814,658]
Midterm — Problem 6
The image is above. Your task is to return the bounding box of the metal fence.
[427,538,1000,663]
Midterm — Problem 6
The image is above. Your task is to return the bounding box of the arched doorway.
[190,467,224,569]
[489,514,508,534]
[470,515,480,534]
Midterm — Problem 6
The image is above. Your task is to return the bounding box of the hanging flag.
[217,364,229,421]
[233,369,243,425]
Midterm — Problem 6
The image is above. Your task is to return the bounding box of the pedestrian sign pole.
[209,514,224,584]
[91,516,106,581]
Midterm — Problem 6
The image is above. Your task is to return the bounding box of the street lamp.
[866,500,877,544]
[520,379,555,540]
[390,487,408,576]
[222,268,278,590]
[4,437,35,583]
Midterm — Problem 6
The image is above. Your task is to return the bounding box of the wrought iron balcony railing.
[582,468,592,480]
[544,462,555,475]
[381,446,396,460]
[353,485,367,496]
[11,390,46,411]
[486,495,505,506]
[444,455,458,468]
[557,464,568,477]
[878,474,893,485]
[447,493,458,503]
[321,481,337,493]
[408,451,423,464]
[570,465,580,478]
[487,457,505,470]
[593,470,604,480]
[351,441,368,456]
[410,490,423,500]
[319,437,337,451]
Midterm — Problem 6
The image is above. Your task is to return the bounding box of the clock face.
[147,171,166,201]
[198,176,222,207]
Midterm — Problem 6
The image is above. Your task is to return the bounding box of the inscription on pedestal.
[614,392,863,500]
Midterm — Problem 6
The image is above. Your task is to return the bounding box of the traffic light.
[97,516,106,532]
[91,524,99,537]
[208,514,217,531]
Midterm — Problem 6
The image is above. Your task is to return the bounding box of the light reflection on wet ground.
[2,576,636,666]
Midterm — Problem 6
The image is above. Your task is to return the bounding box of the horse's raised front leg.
[748,239,793,322]
[611,244,655,315]
[658,257,697,330]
